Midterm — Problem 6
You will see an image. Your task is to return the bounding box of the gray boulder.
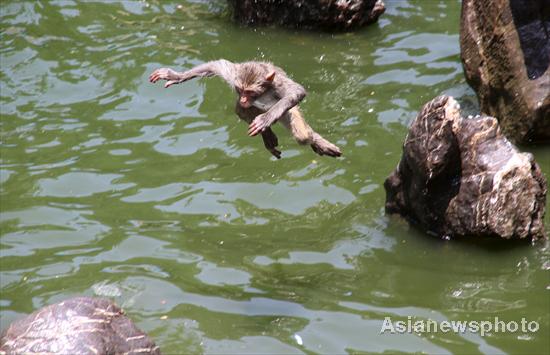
[460,0,550,143]
[0,297,160,354]
[385,95,547,241]
[227,0,385,31]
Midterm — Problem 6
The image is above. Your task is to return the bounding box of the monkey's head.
[235,63,276,108]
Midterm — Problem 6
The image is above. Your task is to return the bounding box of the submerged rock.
[460,0,550,143]
[0,297,160,354]
[227,0,385,31]
[385,95,547,241]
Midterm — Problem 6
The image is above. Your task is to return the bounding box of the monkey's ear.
[265,71,276,82]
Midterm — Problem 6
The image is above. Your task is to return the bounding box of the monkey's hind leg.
[281,108,342,158]
[309,132,342,157]
[261,128,281,159]
[236,104,281,159]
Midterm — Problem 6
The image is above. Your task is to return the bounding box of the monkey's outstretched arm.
[149,60,236,88]
[247,82,306,136]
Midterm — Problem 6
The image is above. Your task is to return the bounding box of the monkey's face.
[235,67,276,109]
[236,88,261,109]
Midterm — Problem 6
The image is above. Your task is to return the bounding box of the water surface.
[1,1,549,354]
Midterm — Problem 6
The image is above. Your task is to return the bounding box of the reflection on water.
[123,180,354,219]
[1,0,549,354]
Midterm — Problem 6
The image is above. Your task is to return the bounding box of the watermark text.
[380,316,539,337]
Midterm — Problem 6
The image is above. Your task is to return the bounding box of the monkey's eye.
[243,90,257,98]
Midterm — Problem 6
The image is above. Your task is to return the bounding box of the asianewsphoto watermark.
[380,316,540,337]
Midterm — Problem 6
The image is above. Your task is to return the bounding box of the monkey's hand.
[248,113,277,136]
[149,68,185,88]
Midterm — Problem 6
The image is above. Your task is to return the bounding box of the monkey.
[149,60,342,159]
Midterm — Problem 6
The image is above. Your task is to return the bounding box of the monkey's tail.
[310,133,342,157]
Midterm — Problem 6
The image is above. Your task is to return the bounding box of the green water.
[1,1,549,354]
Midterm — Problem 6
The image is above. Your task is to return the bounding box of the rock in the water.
[227,0,385,31]
[460,0,550,143]
[0,297,160,354]
[384,95,547,241]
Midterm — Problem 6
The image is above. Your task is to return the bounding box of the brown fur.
[149,60,341,158]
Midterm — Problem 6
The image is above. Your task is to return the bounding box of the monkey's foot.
[261,128,281,159]
[269,148,282,159]
[310,136,342,157]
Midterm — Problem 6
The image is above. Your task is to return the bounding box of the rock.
[0,297,160,354]
[227,0,385,31]
[384,95,547,241]
[460,0,550,143]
